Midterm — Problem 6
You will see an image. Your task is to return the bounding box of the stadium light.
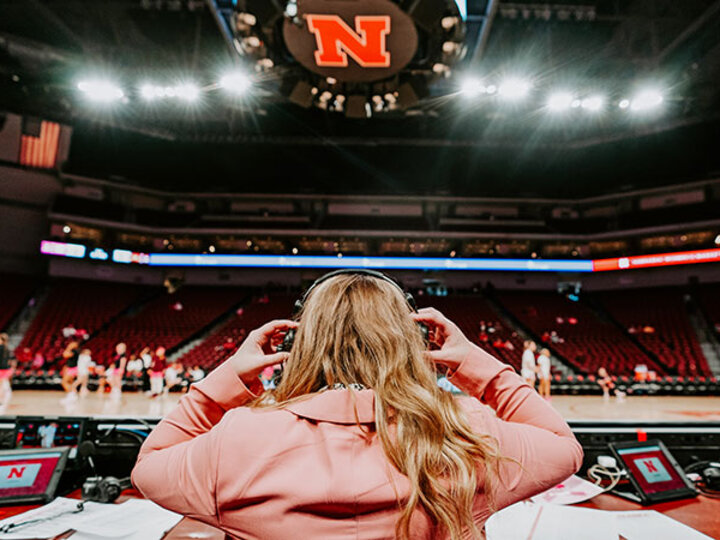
[618,99,630,109]
[220,71,252,94]
[140,83,200,101]
[140,83,162,100]
[77,79,124,102]
[498,78,531,100]
[581,95,604,112]
[460,77,484,97]
[285,1,298,17]
[630,89,663,112]
[175,83,200,101]
[546,91,574,112]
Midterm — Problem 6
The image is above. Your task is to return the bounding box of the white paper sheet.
[530,474,605,505]
[0,497,110,539]
[72,498,181,538]
[485,501,619,540]
[615,510,713,540]
[0,497,182,540]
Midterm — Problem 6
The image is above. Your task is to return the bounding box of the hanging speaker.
[288,80,315,108]
[346,96,369,119]
[403,0,450,33]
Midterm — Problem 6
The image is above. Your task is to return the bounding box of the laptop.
[0,447,70,505]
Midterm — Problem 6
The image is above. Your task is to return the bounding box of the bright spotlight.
[175,83,200,101]
[498,78,531,100]
[581,95,604,111]
[546,91,574,111]
[460,78,484,97]
[285,1,298,17]
[77,79,124,102]
[630,89,663,111]
[618,99,630,109]
[140,84,160,100]
[220,72,251,94]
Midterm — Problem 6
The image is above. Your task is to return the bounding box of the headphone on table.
[276,269,429,354]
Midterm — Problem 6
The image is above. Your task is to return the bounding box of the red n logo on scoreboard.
[306,15,391,68]
[8,467,25,479]
[642,460,658,473]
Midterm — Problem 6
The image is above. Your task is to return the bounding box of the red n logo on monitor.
[8,466,26,479]
[642,460,658,473]
[307,15,391,68]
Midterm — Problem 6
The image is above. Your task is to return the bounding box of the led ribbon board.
[147,254,594,272]
[593,248,720,272]
[39,242,720,273]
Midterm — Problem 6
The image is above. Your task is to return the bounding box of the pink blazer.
[132,349,583,539]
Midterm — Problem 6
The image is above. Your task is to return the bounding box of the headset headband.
[293,268,417,314]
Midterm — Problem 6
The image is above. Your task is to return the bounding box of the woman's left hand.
[228,319,298,387]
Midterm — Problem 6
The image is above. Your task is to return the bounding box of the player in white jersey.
[537,348,552,399]
[521,340,537,387]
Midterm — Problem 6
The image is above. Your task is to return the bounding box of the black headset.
[277,268,429,353]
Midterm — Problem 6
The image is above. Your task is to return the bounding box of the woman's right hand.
[412,307,480,372]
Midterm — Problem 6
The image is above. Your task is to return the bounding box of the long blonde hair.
[253,274,500,539]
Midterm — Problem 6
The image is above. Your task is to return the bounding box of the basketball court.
[3,391,719,423]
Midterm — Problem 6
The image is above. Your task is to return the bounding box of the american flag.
[19,119,61,169]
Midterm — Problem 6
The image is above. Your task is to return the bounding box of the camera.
[82,475,131,504]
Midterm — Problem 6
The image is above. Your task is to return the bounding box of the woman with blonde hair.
[132,270,582,539]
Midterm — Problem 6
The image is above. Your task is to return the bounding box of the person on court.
[149,346,167,398]
[60,341,80,403]
[107,354,127,400]
[537,348,552,399]
[521,340,537,388]
[72,348,93,396]
[597,366,625,401]
[0,334,15,407]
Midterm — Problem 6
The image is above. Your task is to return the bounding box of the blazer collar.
[284,388,376,424]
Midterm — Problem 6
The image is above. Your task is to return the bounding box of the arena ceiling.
[1,0,720,196]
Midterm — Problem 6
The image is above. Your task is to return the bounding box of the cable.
[587,464,624,493]
[0,501,85,533]
[95,418,153,443]
[114,429,147,443]
[684,461,720,499]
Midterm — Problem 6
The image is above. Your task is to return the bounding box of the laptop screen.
[0,449,67,500]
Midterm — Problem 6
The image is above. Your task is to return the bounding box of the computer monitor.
[14,417,85,452]
[0,447,70,505]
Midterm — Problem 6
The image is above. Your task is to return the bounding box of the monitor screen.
[0,449,66,500]
[15,419,84,449]
[616,444,687,495]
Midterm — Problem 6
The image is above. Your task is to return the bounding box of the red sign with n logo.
[283,0,418,83]
[307,15,391,68]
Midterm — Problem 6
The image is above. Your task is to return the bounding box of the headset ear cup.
[293,299,304,315]
[417,322,429,344]
[277,328,296,353]
[405,292,418,311]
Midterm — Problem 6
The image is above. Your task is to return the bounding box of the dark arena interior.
[1,0,720,537]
